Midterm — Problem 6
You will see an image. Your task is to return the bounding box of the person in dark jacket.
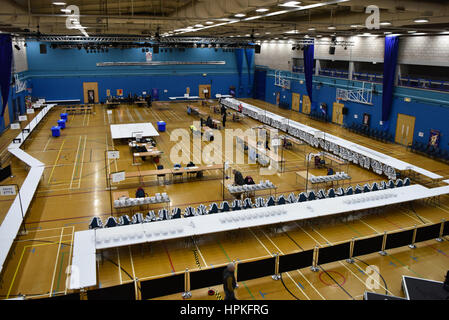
[206,116,213,128]
[223,263,237,300]
[222,112,227,128]
[232,169,245,186]
[221,104,226,115]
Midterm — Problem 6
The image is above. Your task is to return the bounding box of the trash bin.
[157,121,166,132]
[52,126,61,137]
[60,113,68,121]
[57,119,66,129]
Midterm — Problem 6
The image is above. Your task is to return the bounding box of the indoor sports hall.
[0,0,448,302]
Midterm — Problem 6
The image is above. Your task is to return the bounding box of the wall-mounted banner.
[429,129,441,147]
[117,89,123,96]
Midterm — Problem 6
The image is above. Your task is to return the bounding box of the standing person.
[222,111,227,128]
[232,169,245,186]
[221,104,226,115]
[223,263,237,300]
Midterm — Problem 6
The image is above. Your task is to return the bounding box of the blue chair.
[307,191,316,201]
[266,196,276,206]
[208,203,219,214]
[355,185,363,194]
[197,204,207,215]
[371,183,379,192]
[387,180,395,189]
[184,207,195,218]
[396,179,404,188]
[255,197,265,208]
[346,186,354,195]
[146,210,156,222]
[298,193,307,202]
[287,193,297,204]
[336,187,345,197]
[171,208,182,219]
[88,217,103,229]
[363,184,371,193]
[132,213,145,224]
[232,199,242,211]
[380,181,388,190]
[327,188,336,198]
[317,190,326,199]
[243,198,253,209]
[404,178,411,186]
[104,216,118,228]
[220,201,230,212]
[162,209,170,220]
[120,215,131,225]
[277,195,286,205]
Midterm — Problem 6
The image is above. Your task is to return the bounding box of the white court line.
[117,248,123,284]
[49,227,64,297]
[69,136,82,190]
[256,228,326,300]
[247,228,311,300]
[76,135,87,189]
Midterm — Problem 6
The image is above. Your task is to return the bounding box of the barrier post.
[379,231,387,256]
[80,289,87,300]
[182,268,192,299]
[311,245,319,272]
[272,253,280,280]
[347,237,355,264]
[134,278,141,300]
[436,219,445,242]
[409,225,417,249]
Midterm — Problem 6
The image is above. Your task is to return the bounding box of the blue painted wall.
[25,41,255,101]
[263,71,449,153]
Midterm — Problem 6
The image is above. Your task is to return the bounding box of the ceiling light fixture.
[256,8,269,12]
[235,13,246,18]
[414,18,429,23]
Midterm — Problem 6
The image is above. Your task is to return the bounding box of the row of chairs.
[408,141,449,162]
[346,123,392,142]
[89,178,410,229]
[308,110,328,122]
[64,105,93,115]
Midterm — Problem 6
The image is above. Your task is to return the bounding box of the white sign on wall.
[111,171,126,183]
[0,185,16,196]
[419,132,424,137]
[146,52,153,62]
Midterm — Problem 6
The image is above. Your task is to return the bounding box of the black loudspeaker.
[329,46,335,55]
[40,44,47,54]
[153,45,159,54]
[255,45,261,54]
[342,107,348,115]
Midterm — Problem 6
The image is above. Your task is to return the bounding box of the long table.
[110,123,160,140]
[222,98,442,181]
[0,104,55,275]
[70,183,449,289]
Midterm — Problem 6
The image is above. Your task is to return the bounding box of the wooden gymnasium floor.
[0,99,448,300]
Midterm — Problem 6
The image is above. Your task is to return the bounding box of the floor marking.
[65,226,75,295]
[359,219,380,234]
[216,240,256,300]
[47,139,66,185]
[128,246,136,281]
[49,227,64,297]
[117,248,123,284]
[69,136,82,189]
[76,135,87,189]
[43,137,51,152]
[163,244,176,273]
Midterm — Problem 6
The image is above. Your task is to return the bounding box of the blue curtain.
[303,45,314,107]
[382,36,399,124]
[235,48,244,95]
[245,48,254,95]
[0,34,12,117]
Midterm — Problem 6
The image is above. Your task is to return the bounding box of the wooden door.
[395,113,416,146]
[292,93,300,112]
[332,102,344,125]
[302,95,311,114]
[83,82,99,104]
[199,85,211,99]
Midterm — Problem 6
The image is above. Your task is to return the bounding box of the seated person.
[135,187,146,198]
[327,167,334,176]
[187,161,196,168]
[136,145,147,161]
[232,169,245,186]
[244,175,255,185]
[187,106,192,115]
[206,116,213,128]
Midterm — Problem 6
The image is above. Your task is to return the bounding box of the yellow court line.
[69,136,82,189]
[6,242,58,299]
[117,248,122,285]
[65,226,75,295]
[47,139,66,185]
[49,227,64,297]
[76,135,87,189]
